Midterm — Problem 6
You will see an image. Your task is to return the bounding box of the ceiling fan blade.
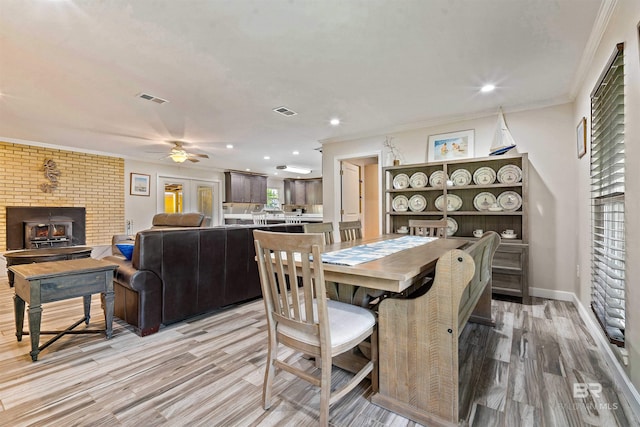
[192,153,209,158]
[188,158,200,163]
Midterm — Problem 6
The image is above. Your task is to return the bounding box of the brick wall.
[0,141,124,250]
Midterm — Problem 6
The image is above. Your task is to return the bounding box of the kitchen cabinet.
[225,171,267,204]
[384,153,529,302]
[284,178,322,205]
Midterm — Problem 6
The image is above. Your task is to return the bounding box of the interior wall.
[573,0,640,392]
[321,103,577,295]
[124,159,225,232]
[364,163,380,238]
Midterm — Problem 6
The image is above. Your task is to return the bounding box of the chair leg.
[263,337,278,410]
[319,349,332,426]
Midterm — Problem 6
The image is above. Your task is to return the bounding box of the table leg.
[14,295,25,341]
[103,290,114,339]
[83,295,91,325]
[27,304,42,361]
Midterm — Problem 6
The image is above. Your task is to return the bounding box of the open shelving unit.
[383,153,530,303]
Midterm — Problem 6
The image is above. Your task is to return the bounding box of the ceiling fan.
[165,141,209,163]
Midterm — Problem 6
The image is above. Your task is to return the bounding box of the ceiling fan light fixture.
[276,165,311,174]
[169,149,189,163]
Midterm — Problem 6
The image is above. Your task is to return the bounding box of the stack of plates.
[450,169,472,186]
[409,172,428,188]
[392,195,409,211]
[429,170,446,187]
[497,165,522,184]
[472,167,496,185]
[393,173,410,189]
[444,217,458,236]
[408,194,427,212]
[497,191,522,211]
[435,194,462,211]
[473,192,497,211]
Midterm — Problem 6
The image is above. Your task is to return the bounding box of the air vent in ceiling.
[273,106,297,116]
[137,93,169,104]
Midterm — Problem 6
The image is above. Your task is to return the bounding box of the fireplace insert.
[24,217,74,249]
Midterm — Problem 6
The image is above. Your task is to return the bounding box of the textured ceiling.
[0,0,603,177]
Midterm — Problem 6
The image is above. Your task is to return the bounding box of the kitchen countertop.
[224,213,323,222]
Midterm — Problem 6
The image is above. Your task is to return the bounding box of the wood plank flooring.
[0,278,637,426]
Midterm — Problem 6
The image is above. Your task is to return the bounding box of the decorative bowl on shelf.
[116,244,135,260]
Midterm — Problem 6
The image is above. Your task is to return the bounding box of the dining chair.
[284,212,303,224]
[253,230,377,425]
[252,212,268,225]
[303,222,334,245]
[408,219,448,238]
[338,220,362,241]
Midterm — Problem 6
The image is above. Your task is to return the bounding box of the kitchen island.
[224,213,323,224]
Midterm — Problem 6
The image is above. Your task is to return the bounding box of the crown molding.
[569,0,619,99]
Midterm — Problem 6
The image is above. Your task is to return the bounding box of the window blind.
[590,43,625,346]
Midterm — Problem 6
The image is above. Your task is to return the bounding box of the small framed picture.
[130,173,150,196]
[427,129,474,162]
[577,117,587,159]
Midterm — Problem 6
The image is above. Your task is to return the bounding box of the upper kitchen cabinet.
[284,178,322,205]
[225,171,267,204]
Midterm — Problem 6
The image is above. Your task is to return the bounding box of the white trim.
[569,0,619,99]
[530,286,640,420]
[333,151,383,237]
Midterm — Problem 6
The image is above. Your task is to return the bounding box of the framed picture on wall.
[427,129,474,162]
[130,173,150,196]
[577,117,587,159]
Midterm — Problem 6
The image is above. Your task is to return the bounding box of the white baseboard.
[529,286,640,421]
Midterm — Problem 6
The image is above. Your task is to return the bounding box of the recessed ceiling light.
[330,118,340,126]
[245,168,251,171]
[481,84,496,93]
[226,144,233,149]
[263,156,270,160]
[292,151,299,155]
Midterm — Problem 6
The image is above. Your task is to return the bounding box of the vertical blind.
[590,43,625,346]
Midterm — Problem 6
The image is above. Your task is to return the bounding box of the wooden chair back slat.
[408,219,448,238]
[303,222,335,245]
[339,220,362,241]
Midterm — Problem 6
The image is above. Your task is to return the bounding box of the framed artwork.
[427,129,474,162]
[130,173,150,196]
[577,117,587,159]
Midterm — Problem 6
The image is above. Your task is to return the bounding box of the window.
[266,188,280,209]
[590,43,625,346]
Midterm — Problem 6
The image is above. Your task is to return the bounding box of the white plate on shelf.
[497,191,522,211]
[497,165,522,184]
[434,194,462,211]
[429,170,446,187]
[473,192,497,211]
[444,217,458,236]
[392,195,409,211]
[501,232,518,239]
[393,173,410,189]
[472,167,496,185]
[450,169,472,186]
[409,172,428,188]
[408,194,427,212]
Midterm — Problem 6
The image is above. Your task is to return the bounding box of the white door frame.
[333,150,382,236]
[157,175,223,225]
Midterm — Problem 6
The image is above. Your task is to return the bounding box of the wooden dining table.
[319,234,468,295]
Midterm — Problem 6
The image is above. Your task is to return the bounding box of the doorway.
[157,176,221,226]
[338,155,380,239]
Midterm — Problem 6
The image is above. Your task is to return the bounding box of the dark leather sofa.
[104,223,303,336]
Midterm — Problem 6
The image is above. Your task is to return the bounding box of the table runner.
[321,235,437,266]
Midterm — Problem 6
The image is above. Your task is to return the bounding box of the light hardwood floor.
[0,278,637,426]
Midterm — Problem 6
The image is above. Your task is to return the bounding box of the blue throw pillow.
[115,244,134,261]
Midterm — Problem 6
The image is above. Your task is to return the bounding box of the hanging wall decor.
[40,159,61,192]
